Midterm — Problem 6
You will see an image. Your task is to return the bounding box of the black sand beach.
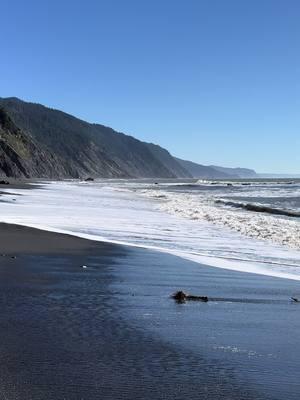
[0,223,300,399]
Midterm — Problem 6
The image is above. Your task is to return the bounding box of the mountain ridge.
[0,97,257,179]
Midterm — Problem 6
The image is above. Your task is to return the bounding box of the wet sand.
[0,223,299,399]
[0,178,41,190]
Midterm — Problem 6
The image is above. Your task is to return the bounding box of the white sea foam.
[140,186,300,248]
[0,180,300,281]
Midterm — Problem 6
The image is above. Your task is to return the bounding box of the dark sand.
[0,224,300,399]
[0,179,40,190]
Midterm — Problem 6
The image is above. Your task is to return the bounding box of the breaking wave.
[215,199,300,218]
[142,189,300,249]
[1,180,300,280]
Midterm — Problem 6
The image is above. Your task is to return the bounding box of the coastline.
[1,223,300,399]
[1,179,300,282]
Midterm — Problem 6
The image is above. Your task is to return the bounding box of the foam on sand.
[0,180,300,281]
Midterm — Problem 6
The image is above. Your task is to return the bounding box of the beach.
[1,223,300,399]
[2,2,299,398]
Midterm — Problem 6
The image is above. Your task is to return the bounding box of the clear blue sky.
[1,0,299,173]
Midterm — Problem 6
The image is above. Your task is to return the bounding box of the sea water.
[0,178,300,280]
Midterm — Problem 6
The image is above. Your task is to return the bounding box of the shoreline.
[1,179,300,282]
[1,223,300,398]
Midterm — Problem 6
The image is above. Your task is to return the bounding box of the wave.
[142,188,300,249]
[216,200,300,218]
[196,180,298,187]
[1,181,300,281]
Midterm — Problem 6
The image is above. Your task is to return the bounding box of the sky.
[1,0,299,173]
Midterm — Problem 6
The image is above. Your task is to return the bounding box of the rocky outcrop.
[0,108,65,178]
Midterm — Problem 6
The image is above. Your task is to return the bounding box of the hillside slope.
[0,97,257,180]
[210,165,257,178]
[176,158,258,179]
[0,97,187,178]
[0,108,67,178]
[175,158,233,179]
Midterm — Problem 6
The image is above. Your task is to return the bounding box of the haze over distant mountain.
[175,158,231,179]
[0,97,257,180]
[258,173,300,179]
[209,165,257,179]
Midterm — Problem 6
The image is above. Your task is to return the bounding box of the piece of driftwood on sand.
[172,291,208,303]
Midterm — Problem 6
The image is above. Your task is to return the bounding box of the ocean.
[1,178,300,281]
[2,179,300,399]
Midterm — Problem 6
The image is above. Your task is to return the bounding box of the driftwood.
[172,292,299,304]
[172,291,208,303]
[291,297,299,303]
